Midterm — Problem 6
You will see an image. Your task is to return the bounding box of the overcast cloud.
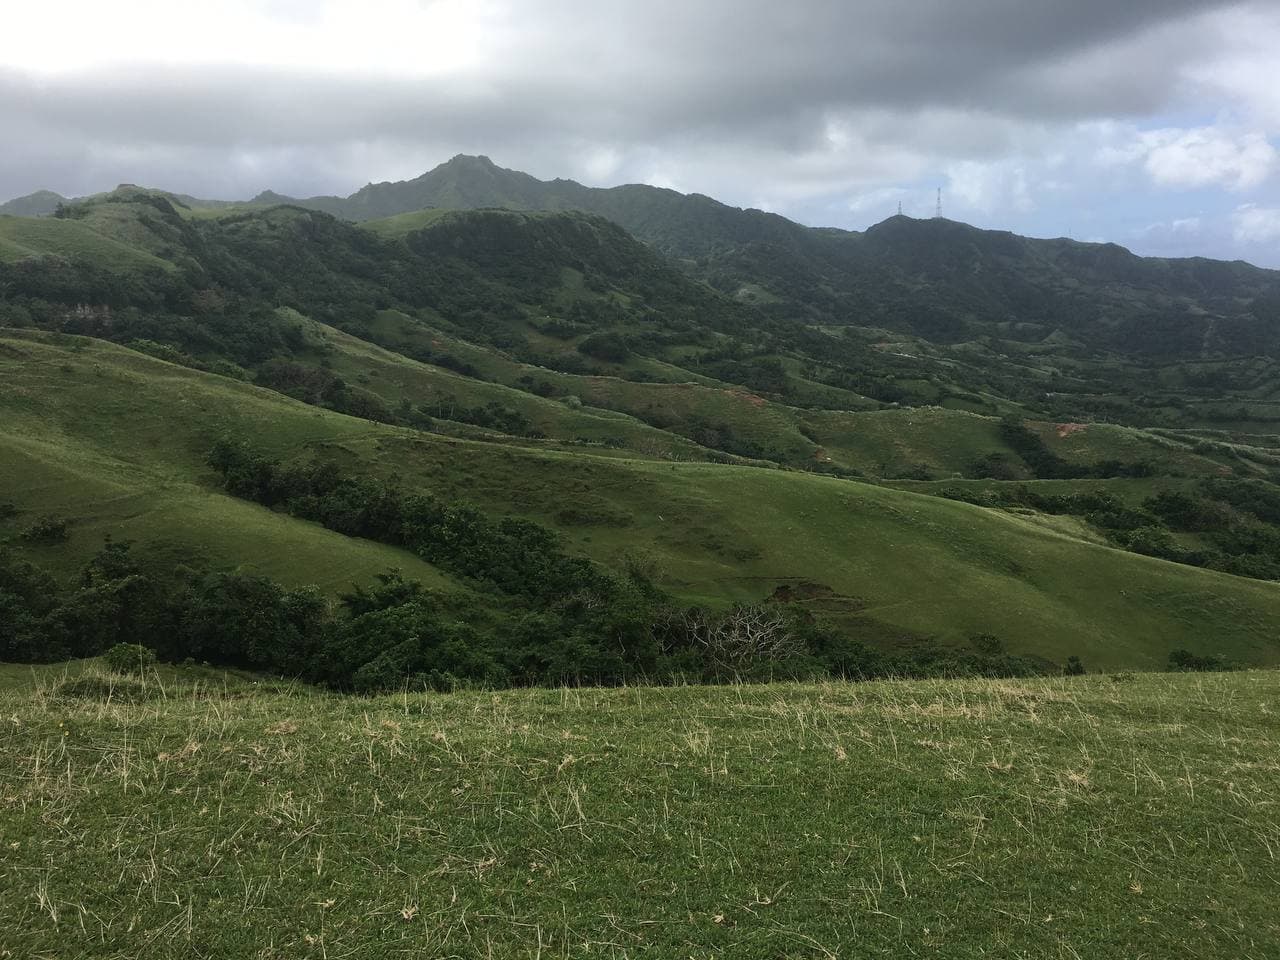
[2,0,1278,265]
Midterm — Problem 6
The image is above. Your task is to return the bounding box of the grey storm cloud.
[503,0,1219,116]
[4,1,1229,139]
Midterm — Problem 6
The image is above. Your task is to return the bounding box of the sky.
[2,0,1279,266]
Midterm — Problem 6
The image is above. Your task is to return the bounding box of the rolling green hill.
[0,213,176,272]
[5,185,1280,682]
[339,159,1280,435]
[11,158,1280,364]
[0,189,68,217]
[0,332,456,593]
[4,331,1280,670]
[7,144,1280,960]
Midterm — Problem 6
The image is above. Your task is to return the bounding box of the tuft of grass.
[0,670,1277,957]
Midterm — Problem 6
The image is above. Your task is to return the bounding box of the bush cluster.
[968,417,1154,481]
[103,642,157,675]
[2,526,1081,697]
[940,477,1280,583]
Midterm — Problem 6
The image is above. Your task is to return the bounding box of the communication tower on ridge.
[935,188,942,219]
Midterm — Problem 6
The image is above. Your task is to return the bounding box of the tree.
[691,604,803,677]
[577,332,631,364]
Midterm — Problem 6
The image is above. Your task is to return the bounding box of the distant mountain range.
[1,154,832,259]
[4,154,1278,357]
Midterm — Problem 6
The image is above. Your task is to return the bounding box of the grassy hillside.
[0,213,174,273]
[345,157,1280,436]
[4,193,1280,676]
[11,166,1280,443]
[1,666,1277,958]
[799,406,1229,479]
[5,330,1280,669]
[343,309,1226,482]
[0,332,455,592]
[307,321,724,461]
[0,189,67,217]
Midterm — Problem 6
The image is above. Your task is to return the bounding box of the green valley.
[2,169,1279,689]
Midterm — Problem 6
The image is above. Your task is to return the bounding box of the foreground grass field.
[1,666,1277,958]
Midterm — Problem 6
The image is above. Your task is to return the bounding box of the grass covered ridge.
[0,667,1277,957]
[4,331,1280,670]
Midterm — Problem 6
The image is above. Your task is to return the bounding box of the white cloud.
[0,0,1277,267]
[848,186,911,216]
[577,145,624,184]
[945,160,1034,215]
[1143,129,1276,190]
[1233,204,1280,244]
[1142,216,1202,236]
[1,0,501,77]
[1182,5,1280,128]
[1095,123,1278,191]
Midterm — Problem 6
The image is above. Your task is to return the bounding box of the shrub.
[103,642,157,676]
[970,633,1005,657]
[1064,655,1086,676]
[686,604,807,679]
[1168,648,1222,672]
[20,514,69,543]
[208,359,249,381]
[577,332,632,363]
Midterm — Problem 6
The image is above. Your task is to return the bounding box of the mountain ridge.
[8,154,1276,274]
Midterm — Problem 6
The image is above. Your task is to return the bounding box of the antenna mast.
[935,188,942,219]
[897,200,902,216]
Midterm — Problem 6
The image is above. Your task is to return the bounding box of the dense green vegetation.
[3,167,1280,685]
[1,533,1062,692]
[0,429,1069,690]
[936,474,1280,581]
[5,331,1280,678]
[2,667,1279,957]
[277,154,1280,377]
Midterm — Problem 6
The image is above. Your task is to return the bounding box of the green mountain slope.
[10,167,1280,436]
[0,213,176,272]
[5,191,1280,596]
[0,189,68,217]
[0,332,456,592]
[272,154,825,257]
[276,155,1280,357]
[5,331,1279,669]
[10,190,1234,474]
[11,158,1280,364]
